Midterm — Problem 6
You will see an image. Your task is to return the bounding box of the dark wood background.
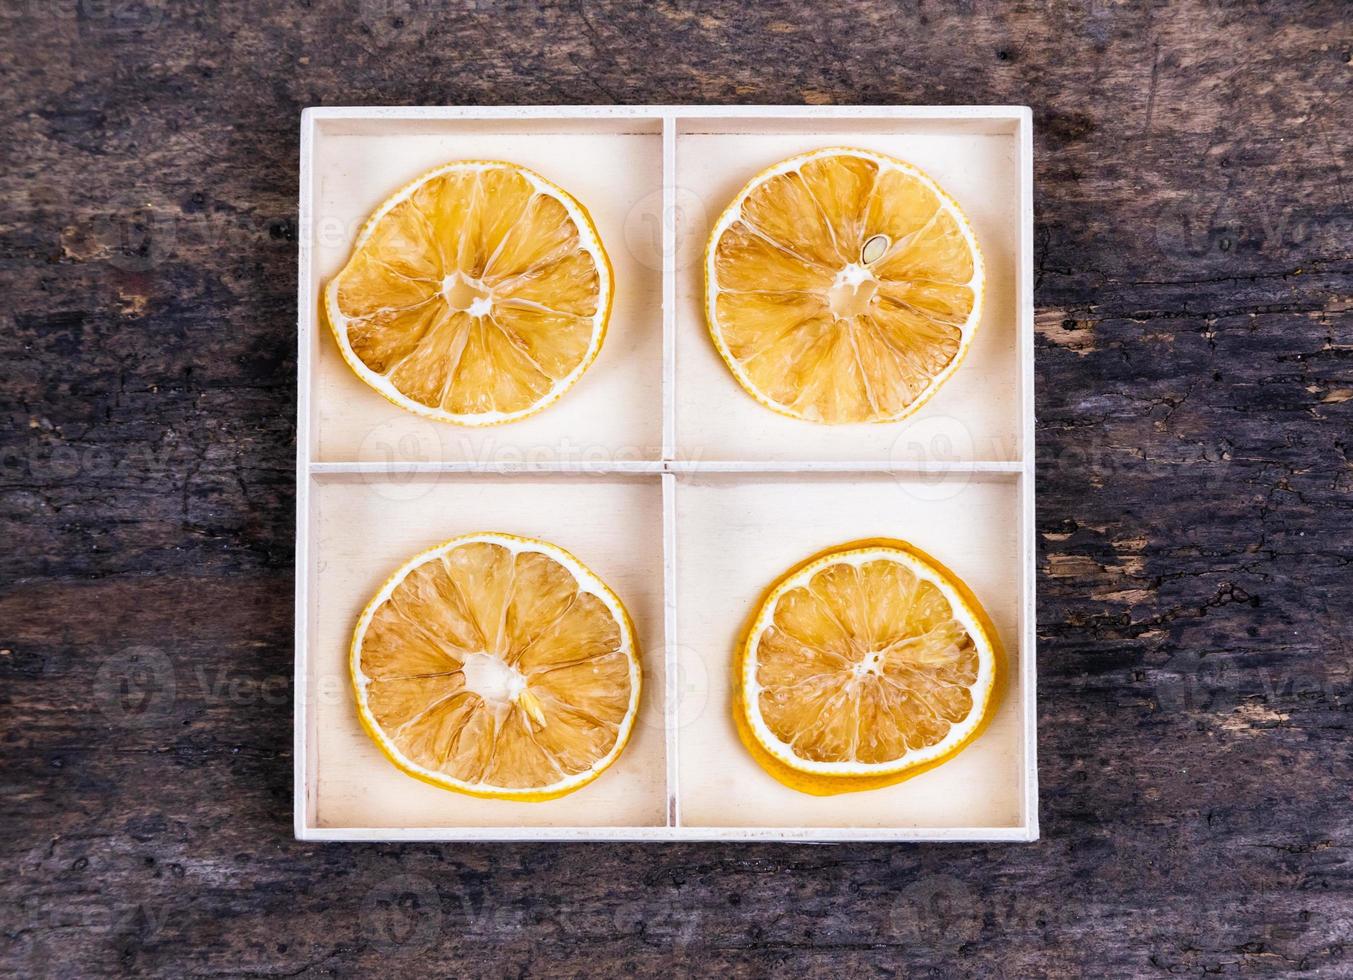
[3,1,1350,976]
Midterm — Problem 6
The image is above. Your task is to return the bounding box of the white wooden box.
[296,105,1036,842]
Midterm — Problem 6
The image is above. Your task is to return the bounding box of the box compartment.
[303,472,669,832]
[674,115,1025,465]
[673,472,1029,834]
[306,114,665,467]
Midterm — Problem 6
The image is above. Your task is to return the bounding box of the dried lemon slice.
[325,161,613,425]
[706,148,984,424]
[351,532,640,800]
[735,538,1001,794]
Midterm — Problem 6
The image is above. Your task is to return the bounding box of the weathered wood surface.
[2,1,1350,976]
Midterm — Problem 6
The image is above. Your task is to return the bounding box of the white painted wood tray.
[295,105,1036,841]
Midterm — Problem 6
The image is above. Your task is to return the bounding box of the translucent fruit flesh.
[329,164,608,422]
[708,152,981,424]
[737,541,1000,792]
[354,537,637,796]
[754,557,979,767]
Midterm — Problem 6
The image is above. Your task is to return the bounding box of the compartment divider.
[661,459,1024,475]
[661,471,680,826]
[308,459,667,476]
[308,459,1023,476]
[662,115,678,460]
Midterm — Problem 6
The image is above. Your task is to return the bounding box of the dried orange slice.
[325,161,613,425]
[705,148,983,424]
[351,532,640,800]
[735,539,1000,794]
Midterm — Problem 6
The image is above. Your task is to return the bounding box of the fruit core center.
[828,264,878,319]
[852,650,885,678]
[460,651,526,703]
[442,274,494,317]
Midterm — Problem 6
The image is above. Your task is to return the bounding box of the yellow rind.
[733,537,1004,795]
[323,161,615,428]
[349,531,642,802]
[703,147,985,425]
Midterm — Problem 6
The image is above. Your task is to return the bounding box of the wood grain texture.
[1,0,1350,976]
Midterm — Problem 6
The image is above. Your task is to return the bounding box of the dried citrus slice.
[351,532,640,800]
[324,161,613,425]
[705,148,984,424]
[735,538,1001,794]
